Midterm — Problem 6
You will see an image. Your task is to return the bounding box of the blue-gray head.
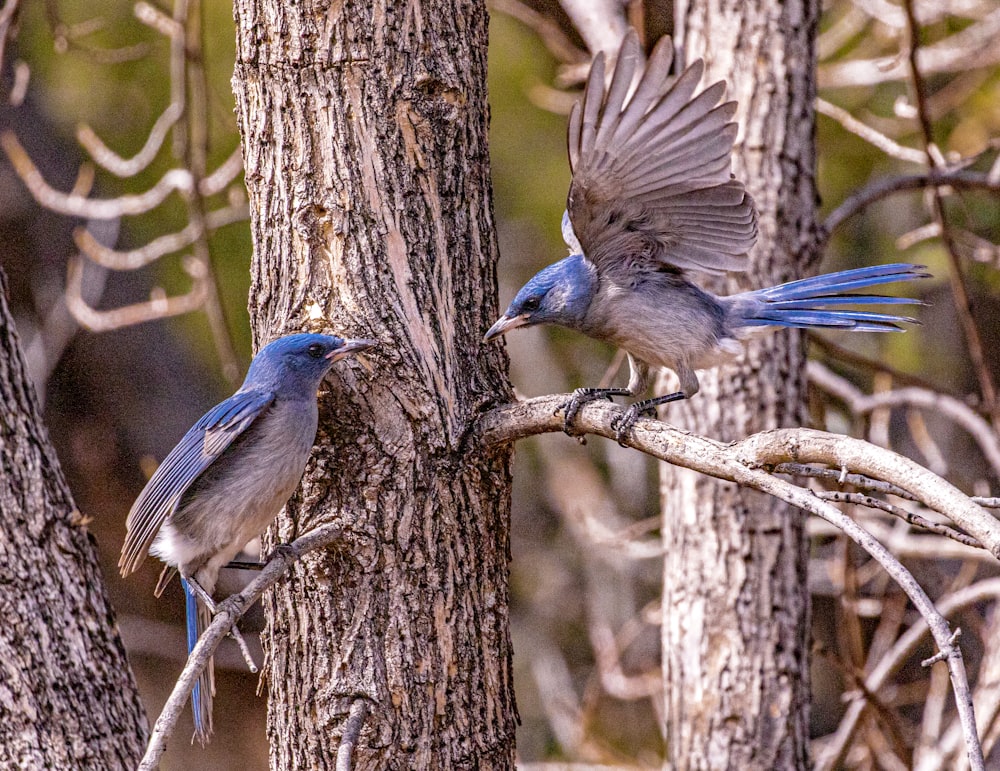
[484,254,597,341]
[244,332,377,396]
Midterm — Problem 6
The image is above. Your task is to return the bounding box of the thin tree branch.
[819,170,1000,244]
[901,0,1000,424]
[73,203,248,270]
[335,698,371,771]
[816,578,1000,771]
[816,491,984,550]
[75,103,183,177]
[816,97,926,164]
[137,523,344,771]
[0,131,194,218]
[808,361,1000,478]
[775,462,1000,509]
[474,395,1000,557]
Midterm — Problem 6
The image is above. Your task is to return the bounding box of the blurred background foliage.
[2,0,1000,768]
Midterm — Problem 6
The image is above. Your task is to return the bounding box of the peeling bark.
[231,1,516,767]
[657,1,820,768]
[0,266,147,769]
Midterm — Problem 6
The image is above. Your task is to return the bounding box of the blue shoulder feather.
[119,388,275,576]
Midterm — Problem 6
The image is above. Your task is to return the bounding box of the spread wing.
[118,388,275,577]
[565,31,757,281]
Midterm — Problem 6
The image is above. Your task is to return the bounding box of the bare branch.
[473,395,1000,557]
[815,491,984,550]
[808,361,1000,478]
[818,7,1000,88]
[335,699,371,771]
[901,0,1000,424]
[199,147,245,196]
[65,254,206,331]
[558,0,628,58]
[487,0,587,65]
[0,131,193,219]
[138,523,345,771]
[819,169,1000,242]
[76,103,183,177]
[73,202,249,270]
[816,578,1000,771]
[816,97,926,164]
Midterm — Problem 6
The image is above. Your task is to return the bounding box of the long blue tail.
[734,263,929,332]
[183,578,214,746]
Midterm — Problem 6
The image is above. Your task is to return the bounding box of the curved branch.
[819,170,1000,244]
[816,578,1000,771]
[474,395,1000,558]
[473,394,990,769]
[137,523,344,771]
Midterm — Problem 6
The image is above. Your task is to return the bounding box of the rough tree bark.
[0,266,148,768]
[231,0,516,768]
[658,1,819,768]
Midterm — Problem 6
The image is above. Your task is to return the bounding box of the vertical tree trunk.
[0,266,147,769]
[231,1,516,767]
[658,1,819,768]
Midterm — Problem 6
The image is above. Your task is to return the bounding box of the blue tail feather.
[738,263,928,332]
[755,263,929,301]
[182,579,214,746]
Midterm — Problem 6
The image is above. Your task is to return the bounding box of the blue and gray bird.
[119,332,376,744]
[485,32,926,442]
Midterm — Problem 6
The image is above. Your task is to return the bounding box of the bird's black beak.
[328,338,378,361]
[483,314,529,342]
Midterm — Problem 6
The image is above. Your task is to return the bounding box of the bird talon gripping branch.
[119,333,376,745]
[484,31,927,440]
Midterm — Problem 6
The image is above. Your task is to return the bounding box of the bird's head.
[484,254,597,341]
[247,333,378,395]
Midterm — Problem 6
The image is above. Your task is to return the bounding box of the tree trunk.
[0,266,147,769]
[658,1,819,768]
[231,1,516,767]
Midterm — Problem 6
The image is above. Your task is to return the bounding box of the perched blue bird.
[485,32,927,443]
[119,332,376,744]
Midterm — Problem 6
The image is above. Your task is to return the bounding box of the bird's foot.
[187,576,259,673]
[557,387,631,437]
[611,391,689,446]
[610,403,656,446]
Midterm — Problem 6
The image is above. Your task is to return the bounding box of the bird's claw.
[558,388,623,437]
[611,404,656,446]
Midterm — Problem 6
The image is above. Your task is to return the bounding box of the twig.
[76,103,183,177]
[73,202,249,270]
[65,253,207,331]
[808,333,964,398]
[815,491,984,550]
[819,169,1000,243]
[0,131,194,218]
[816,97,926,164]
[335,698,371,771]
[816,578,1000,771]
[901,0,1000,425]
[137,523,344,771]
[487,0,587,65]
[808,361,1000,479]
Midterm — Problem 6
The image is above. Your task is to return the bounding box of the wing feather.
[566,30,757,279]
[118,388,275,576]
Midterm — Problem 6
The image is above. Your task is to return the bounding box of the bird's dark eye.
[522,296,541,312]
[307,343,325,359]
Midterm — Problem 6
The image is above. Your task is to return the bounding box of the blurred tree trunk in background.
[231,0,516,767]
[0,266,147,769]
[658,1,819,768]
